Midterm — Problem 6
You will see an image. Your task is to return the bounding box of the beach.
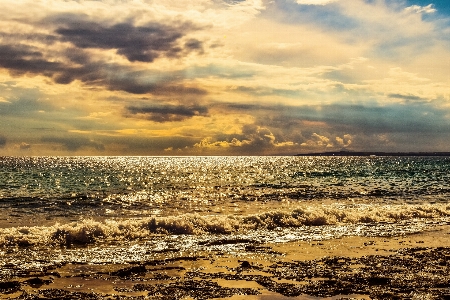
[1,224,450,299]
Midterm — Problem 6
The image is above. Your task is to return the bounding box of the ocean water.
[1,156,450,271]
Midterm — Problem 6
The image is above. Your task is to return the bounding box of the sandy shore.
[1,225,450,299]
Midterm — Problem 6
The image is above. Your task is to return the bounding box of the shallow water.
[1,156,450,245]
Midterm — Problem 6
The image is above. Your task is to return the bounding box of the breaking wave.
[1,203,450,247]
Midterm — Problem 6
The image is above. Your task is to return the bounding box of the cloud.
[0,0,449,155]
[19,142,31,150]
[193,124,298,154]
[296,0,338,5]
[221,97,450,137]
[41,136,105,151]
[217,99,450,153]
[125,104,209,122]
[301,133,334,148]
[241,124,276,146]
[405,4,436,14]
[268,0,442,64]
[54,18,203,62]
[194,137,250,149]
[388,93,427,102]
[0,136,6,148]
[109,75,207,95]
[0,43,92,85]
[184,39,204,54]
[0,13,209,96]
[0,44,207,96]
[335,134,352,148]
[101,135,197,155]
[223,0,247,4]
[268,102,450,135]
[0,44,65,77]
[0,93,53,117]
[271,0,359,31]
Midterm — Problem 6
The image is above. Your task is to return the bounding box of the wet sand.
[1,225,450,299]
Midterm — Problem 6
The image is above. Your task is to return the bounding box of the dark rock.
[24,277,53,287]
[111,265,146,277]
[367,276,391,285]
[240,260,251,268]
[0,281,21,294]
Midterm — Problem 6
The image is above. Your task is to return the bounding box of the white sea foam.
[1,202,449,247]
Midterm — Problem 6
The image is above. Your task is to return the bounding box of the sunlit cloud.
[405,4,436,14]
[19,142,31,150]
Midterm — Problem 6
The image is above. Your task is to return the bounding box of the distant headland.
[296,150,450,157]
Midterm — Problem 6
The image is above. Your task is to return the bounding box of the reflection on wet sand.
[1,226,450,299]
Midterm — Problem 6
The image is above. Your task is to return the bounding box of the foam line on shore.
[1,203,449,247]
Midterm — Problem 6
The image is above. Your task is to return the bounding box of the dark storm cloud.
[54,17,202,62]
[184,39,204,53]
[0,15,209,96]
[63,47,92,65]
[0,135,6,148]
[126,104,209,122]
[0,44,207,95]
[0,45,64,76]
[0,32,58,45]
[0,44,97,85]
[41,136,105,151]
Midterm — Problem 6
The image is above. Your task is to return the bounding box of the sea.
[1,156,450,285]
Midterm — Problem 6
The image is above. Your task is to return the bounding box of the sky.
[0,0,449,156]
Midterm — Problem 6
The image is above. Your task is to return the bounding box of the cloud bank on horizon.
[0,0,449,155]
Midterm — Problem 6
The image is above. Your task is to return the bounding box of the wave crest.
[1,203,449,247]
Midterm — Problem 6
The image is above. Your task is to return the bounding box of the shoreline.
[1,225,449,299]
